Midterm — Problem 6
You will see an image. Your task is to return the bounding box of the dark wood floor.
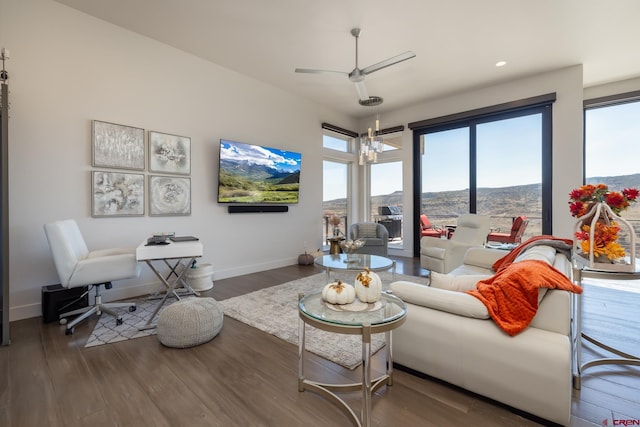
[0,256,639,426]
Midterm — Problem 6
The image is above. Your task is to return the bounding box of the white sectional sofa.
[391,244,574,426]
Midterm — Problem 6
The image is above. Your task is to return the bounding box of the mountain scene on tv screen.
[218,158,300,203]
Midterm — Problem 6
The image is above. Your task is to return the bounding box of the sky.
[585,101,640,177]
[323,101,640,201]
[422,114,542,192]
[220,139,301,173]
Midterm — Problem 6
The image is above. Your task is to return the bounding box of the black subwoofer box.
[41,284,89,323]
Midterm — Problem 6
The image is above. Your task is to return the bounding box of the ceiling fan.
[295,28,416,103]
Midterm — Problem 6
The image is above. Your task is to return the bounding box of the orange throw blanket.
[466,259,582,336]
[491,235,574,272]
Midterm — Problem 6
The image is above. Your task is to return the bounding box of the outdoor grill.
[377,206,402,239]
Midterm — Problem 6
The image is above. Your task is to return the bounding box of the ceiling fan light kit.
[295,27,415,102]
[359,115,384,165]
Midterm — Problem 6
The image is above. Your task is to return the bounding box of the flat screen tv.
[217,139,302,204]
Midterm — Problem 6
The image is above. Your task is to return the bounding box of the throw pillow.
[513,245,555,266]
[357,223,378,238]
[391,281,490,319]
[429,271,487,292]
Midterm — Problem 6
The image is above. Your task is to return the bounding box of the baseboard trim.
[10,280,162,322]
[11,258,299,321]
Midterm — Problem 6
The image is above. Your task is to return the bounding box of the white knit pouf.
[157,297,223,348]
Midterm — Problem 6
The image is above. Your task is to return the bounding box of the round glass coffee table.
[297,291,407,427]
[314,253,396,280]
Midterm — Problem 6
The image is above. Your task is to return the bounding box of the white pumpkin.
[322,280,356,305]
[355,268,382,302]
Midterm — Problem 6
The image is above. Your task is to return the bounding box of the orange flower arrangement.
[569,184,639,260]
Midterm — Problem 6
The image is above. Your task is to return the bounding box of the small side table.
[328,236,345,255]
[572,265,640,389]
[298,292,407,427]
[136,240,203,330]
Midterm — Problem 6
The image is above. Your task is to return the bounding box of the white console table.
[136,239,203,330]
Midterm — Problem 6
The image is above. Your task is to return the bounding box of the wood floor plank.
[82,343,172,427]
[40,319,114,425]
[7,318,64,427]
[113,337,224,426]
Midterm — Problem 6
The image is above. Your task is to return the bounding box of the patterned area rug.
[220,271,428,370]
[85,297,178,347]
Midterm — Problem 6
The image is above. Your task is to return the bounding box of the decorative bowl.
[339,239,365,262]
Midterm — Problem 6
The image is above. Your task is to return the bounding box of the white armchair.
[44,219,141,335]
[420,214,491,273]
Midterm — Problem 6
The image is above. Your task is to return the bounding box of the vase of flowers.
[569,184,638,272]
[329,214,342,237]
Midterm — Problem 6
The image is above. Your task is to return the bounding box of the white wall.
[363,65,585,256]
[1,0,356,320]
[584,76,640,100]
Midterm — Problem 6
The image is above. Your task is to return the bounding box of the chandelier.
[358,115,384,165]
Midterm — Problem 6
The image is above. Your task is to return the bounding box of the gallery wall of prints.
[91,120,191,217]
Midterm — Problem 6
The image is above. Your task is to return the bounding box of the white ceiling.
[54,0,640,118]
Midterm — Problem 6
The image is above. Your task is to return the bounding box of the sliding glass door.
[420,127,469,228]
[413,103,552,255]
[476,114,543,237]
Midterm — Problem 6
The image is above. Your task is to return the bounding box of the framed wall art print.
[149,131,191,175]
[92,171,145,217]
[149,175,191,216]
[92,120,145,170]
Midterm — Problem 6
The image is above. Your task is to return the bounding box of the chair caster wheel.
[116,318,123,326]
[65,327,74,335]
[59,318,68,325]
[129,306,137,312]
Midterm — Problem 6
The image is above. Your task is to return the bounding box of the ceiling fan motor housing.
[359,96,383,107]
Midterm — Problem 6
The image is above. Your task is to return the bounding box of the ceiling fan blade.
[295,68,348,76]
[354,81,369,102]
[361,51,416,75]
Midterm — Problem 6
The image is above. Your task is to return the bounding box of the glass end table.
[298,291,407,427]
[314,253,396,281]
[572,263,640,389]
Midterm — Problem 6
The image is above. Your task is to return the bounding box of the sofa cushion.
[362,237,384,246]
[356,223,378,238]
[462,247,505,269]
[391,281,490,319]
[513,245,555,265]
[422,246,446,260]
[430,271,488,292]
[448,263,493,277]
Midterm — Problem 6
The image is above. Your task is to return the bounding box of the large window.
[410,95,554,255]
[421,127,470,223]
[584,94,640,255]
[323,160,349,241]
[476,114,543,236]
[322,131,354,245]
[584,97,640,194]
[323,134,350,152]
[370,160,403,247]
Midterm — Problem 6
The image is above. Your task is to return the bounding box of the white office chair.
[44,219,141,335]
[420,214,491,274]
